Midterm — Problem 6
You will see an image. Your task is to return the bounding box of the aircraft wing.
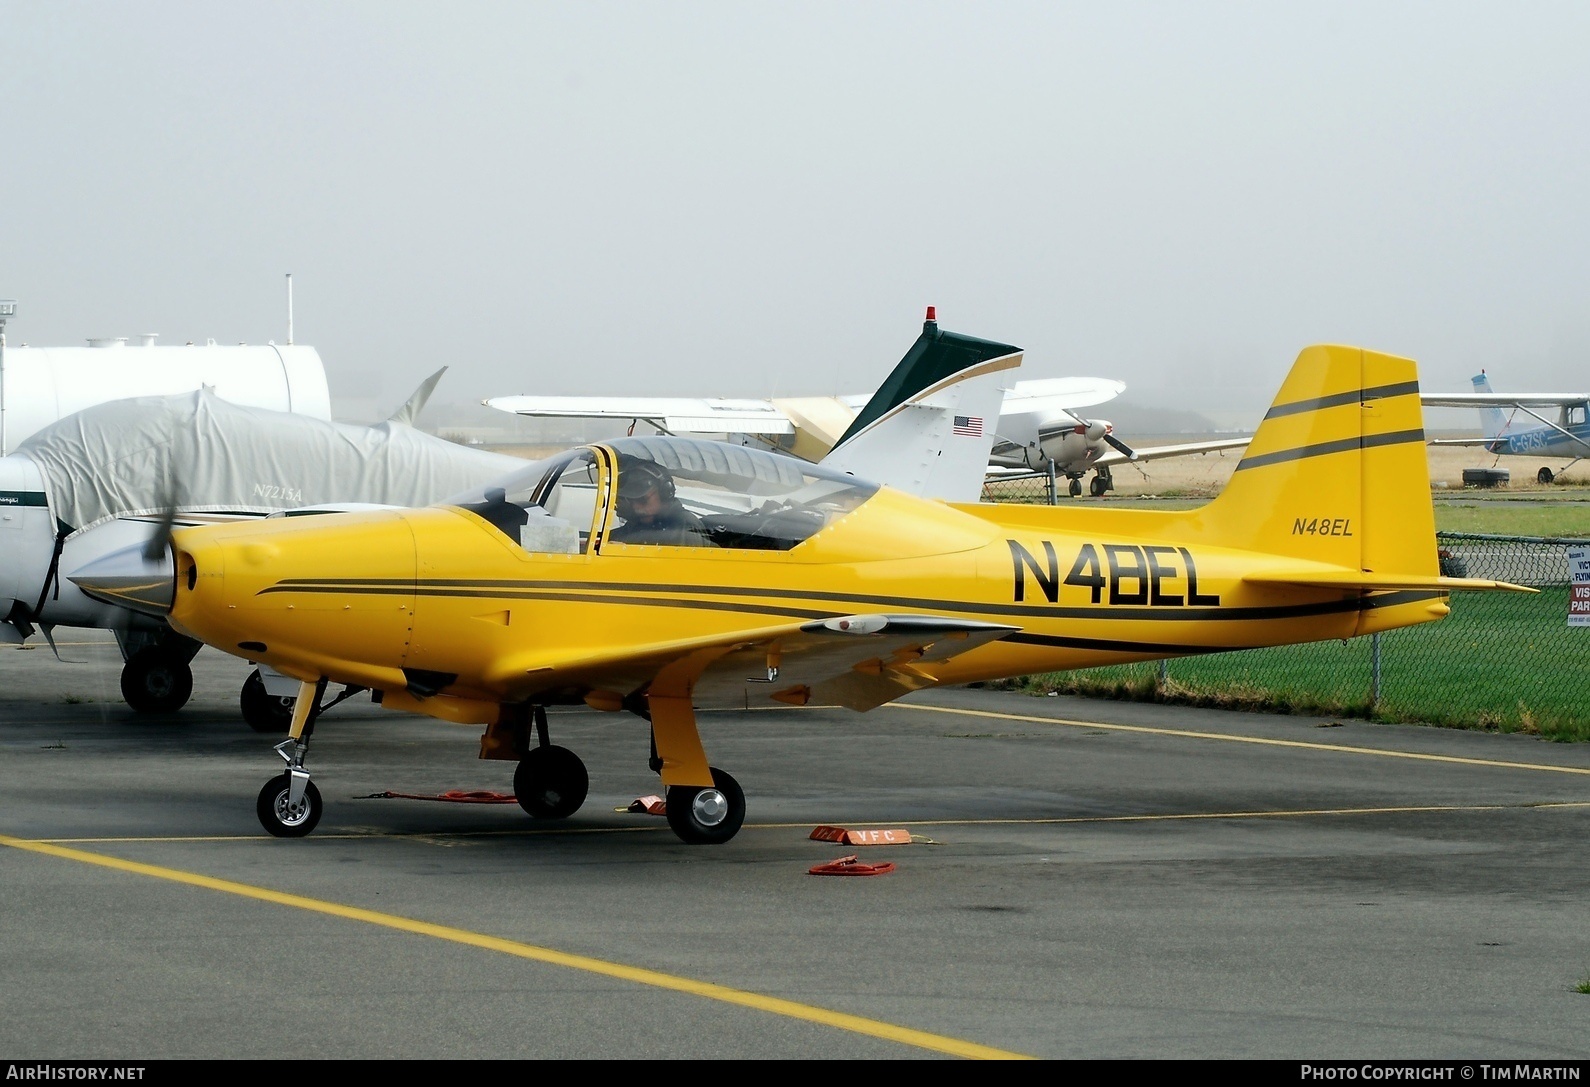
[485,379,1125,433]
[482,395,796,435]
[1420,392,1590,408]
[999,377,1126,416]
[494,613,1019,712]
[1093,435,1251,468]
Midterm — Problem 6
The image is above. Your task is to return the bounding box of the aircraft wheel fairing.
[513,745,588,819]
[120,648,194,713]
[240,670,295,733]
[666,767,745,845]
[257,773,322,837]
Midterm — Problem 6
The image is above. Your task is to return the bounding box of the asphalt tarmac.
[3,638,1589,1061]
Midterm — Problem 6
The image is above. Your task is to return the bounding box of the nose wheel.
[257,771,322,837]
[665,767,745,844]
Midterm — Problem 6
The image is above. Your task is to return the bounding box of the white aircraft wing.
[999,376,1125,415]
[1094,435,1251,467]
[1420,392,1590,408]
[482,395,795,435]
[487,378,1125,433]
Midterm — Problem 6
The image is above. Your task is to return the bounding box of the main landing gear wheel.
[1089,475,1108,497]
[1539,467,1555,484]
[513,745,589,819]
[121,648,194,713]
[665,767,745,845]
[257,772,323,838]
[240,670,295,733]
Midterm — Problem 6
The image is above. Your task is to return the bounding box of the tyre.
[665,767,745,845]
[240,670,295,733]
[1089,475,1108,497]
[513,745,589,819]
[1538,467,1555,485]
[120,649,194,713]
[256,773,322,837]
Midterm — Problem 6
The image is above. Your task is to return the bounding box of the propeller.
[72,465,181,618]
[1103,431,1138,461]
[142,467,180,563]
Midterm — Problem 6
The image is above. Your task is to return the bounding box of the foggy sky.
[3,1,1588,429]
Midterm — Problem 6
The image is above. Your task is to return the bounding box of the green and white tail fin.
[819,308,1022,503]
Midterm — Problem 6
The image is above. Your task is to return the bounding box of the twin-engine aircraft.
[74,343,1529,844]
[1422,371,1590,484]
[484,308,1247,498]
[0,369,525,724]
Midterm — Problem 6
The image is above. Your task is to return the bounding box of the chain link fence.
[1005,533,1590,741]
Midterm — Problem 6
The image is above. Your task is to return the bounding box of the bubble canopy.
[445,436,880,553]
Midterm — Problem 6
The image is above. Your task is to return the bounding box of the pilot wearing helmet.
[609,456,715,547]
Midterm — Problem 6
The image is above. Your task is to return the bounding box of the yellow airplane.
[72,343,1530,844]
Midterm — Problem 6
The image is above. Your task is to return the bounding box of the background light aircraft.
[73,342,1528,843]
[484,307,1244,497]
[6,317,1017,728]
[1422,371,1590,483]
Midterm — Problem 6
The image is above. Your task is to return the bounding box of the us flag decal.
[953,415,984,437]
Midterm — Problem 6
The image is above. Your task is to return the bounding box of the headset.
[616,456,675,518]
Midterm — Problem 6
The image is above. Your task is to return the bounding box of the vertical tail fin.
[820,309,1022,502]
[1471,370,1510,440]
[1193,344,1436,578]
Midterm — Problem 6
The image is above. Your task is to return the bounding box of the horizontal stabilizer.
[1244,570,1535,593]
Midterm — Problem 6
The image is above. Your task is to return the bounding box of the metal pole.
[1370,632,1381,711]
[0,301,13,457]
[1046,458,1058,506]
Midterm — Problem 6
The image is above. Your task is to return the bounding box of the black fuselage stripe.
[1233,428,1425,473]
[259,580,1440,624]
[1263,381,1421,420]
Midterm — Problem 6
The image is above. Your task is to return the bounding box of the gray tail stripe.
[1263,380,1421,420]
[1234,429,1425,473]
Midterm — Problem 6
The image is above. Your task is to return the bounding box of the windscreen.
[606,437,877,551]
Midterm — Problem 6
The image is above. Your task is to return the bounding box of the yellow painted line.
[898,703,1590,777]
[0,833,1031,1061]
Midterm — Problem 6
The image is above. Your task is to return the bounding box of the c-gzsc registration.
[72,343,1532,845]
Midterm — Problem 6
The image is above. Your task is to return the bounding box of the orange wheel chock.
[808,854,896,876]
[809,825,913,846]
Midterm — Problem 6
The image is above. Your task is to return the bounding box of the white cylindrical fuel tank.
[0,339,332,453]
